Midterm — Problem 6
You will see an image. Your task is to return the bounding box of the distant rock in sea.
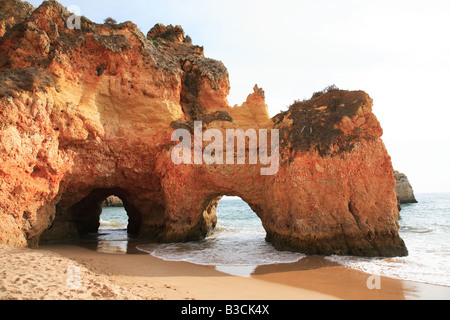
[102,196,123,207]
[394,171,418,204]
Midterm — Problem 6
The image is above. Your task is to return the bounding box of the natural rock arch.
[69,189,140,236]
[0,0,407,257]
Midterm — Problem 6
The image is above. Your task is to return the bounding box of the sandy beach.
[1,242,449,301]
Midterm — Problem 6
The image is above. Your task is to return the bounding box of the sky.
[26,0,450,193]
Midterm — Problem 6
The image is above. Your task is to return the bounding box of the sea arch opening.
[212,196,266,239]
[97,197,130,254]
[136,194,302,276]
[70,188,142,236]
[209,195,303,274]
[69,188,143,253]
[200,194,266,237]
[100,196,129,232]
[138,195,269,275]
[209,196,268,275]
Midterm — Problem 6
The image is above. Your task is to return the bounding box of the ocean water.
[327,193,450,287]
[98,194,450,285]
[96,208,130,254]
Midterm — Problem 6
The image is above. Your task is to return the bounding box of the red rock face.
[0,0,407,256]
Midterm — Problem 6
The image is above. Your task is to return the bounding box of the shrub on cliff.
[311,84,339,99]
[104,17,117,25]
[183,35,192,44]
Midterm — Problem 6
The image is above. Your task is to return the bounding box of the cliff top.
[0,0,228,95]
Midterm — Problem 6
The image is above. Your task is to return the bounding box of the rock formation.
[102,196,123,207]
[0,0,34,37]
[0,0,407,257]
[394,171,418,204]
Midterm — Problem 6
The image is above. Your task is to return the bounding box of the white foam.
[99,219,125,228]
[326,234,450,287]
[136,231,304,269]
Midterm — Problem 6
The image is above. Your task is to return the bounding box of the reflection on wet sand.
[76,231,450,300]
[251,256,450,300]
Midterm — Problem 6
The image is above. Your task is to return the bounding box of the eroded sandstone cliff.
[0,0,407,256]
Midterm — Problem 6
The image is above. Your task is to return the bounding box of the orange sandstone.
[0,0,407,257]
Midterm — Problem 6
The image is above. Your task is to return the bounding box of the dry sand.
[1,243,449,300]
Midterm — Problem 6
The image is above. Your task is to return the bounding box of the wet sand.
[251,257,450,300]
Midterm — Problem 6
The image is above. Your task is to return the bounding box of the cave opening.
[213,196,265,237]
[208,196,301,276]
[67,188,144,254]
[137,195,272,276]
[70,188,142,239]
[99,197,129,232]
[137,194,297,276]
[156,195,292,277]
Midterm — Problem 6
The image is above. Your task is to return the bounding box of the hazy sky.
[27,0,450,193]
